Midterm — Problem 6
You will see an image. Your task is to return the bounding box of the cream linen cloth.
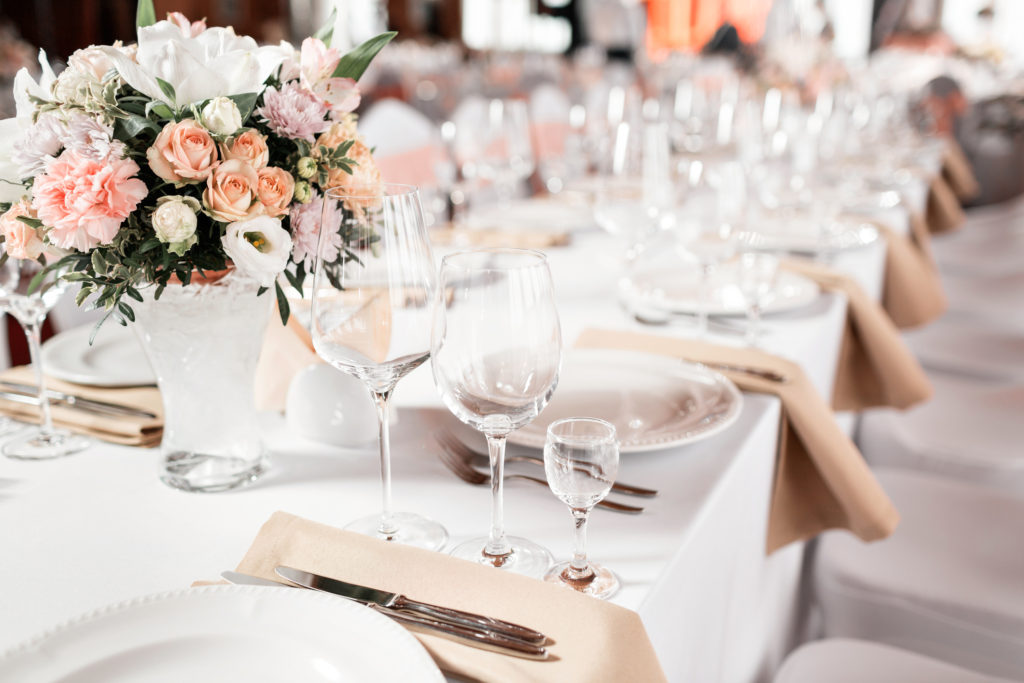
[574,329,899,553]
[0,365,162,446]
[870,215,948,329]
[233,512,667,683]
[429,223,570,249]
[941,138,981,202]
[926,175,966,234]
[782,260,932,411]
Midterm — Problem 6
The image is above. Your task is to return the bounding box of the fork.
[436,430,658,498]
[435,435,644,514]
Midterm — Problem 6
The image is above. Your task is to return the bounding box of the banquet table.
[0,175,930,681]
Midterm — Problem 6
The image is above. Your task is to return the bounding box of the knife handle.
[376,605,549,659]
[392,595,547,645]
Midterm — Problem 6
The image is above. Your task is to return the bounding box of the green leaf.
[274,281,290,325]
[313,7,337,45]
[117,301,136,322]
[75,286,92,307]
[118,114,159,138]
[139,238,162,254]
[145,100,174,119]
[227,92,260,123]
[155,78,177,105]
[331,32,397,80]
[27,267,47,295]
[136,0,156,29]
[91,250,107,274]
[15,215,43,229]
[126,286,144,302]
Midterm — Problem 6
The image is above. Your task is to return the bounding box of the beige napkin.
[925,175,966,234]
[574,329,899,553]
[234,511,667,683]
[0,366,162,447]
[782,259,932,411]
[872,218,948,329]
[430,224,570,249]
[254,313,320,412]
[941,138,980,202]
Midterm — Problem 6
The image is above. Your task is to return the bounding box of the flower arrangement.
[0,0,390,328]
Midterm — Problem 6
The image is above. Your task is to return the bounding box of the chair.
[814,470,1024,680]
[358,98,447,188]
[775,638,1014,683]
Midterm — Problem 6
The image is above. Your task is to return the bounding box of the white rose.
[221,215,292,287]
[52,67,102,107]
[201,96,243,137]
[153,196,200,255]
[68,45,117,81]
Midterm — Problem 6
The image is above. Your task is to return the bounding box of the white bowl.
[285,365,379,447]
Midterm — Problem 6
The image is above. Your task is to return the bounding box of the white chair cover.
[775,639,1014,683]
[900,313,1024,382]
[358,98,438,157]
[814,470,1024,680]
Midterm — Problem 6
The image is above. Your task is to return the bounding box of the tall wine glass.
[0,257,91,459]
[476,99,535,208]
[431,248,561,576]
[310,184,447,550]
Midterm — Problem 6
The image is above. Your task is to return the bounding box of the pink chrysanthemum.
[32,150,148,251]
[256,82,330,143]
[290,190,341,268]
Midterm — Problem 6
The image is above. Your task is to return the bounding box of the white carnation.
[153,196,200,255]
[201,96,243,137]
[221,215,292,287]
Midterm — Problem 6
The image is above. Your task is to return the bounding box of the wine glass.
[431,248,561,576]
[310,184,447,550]
[476,99,535,208]
[737,252,780,348]
[543,417,620,599]
[0,257,91,459]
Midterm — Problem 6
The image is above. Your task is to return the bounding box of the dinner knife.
[222,570,548,659]
[0,382,157,419]
[275,566,548,646]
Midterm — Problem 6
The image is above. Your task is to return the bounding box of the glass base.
[450,536,553,577]
[0,417,24,437]
[345,512,448,551]
[161,451,268,493]
[544,560,620,600]
[3,428,91,460]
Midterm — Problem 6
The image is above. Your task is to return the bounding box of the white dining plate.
[510,349,743,453]
[463,197,593,233]
[621,262,821,317]
[0,585,444,683]
[736,216,880,254]
[41,322,156,387]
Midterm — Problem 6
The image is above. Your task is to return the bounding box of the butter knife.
[275,566,548,646]
[0,382,157,419]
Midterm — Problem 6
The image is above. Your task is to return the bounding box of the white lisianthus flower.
[13,50,57,126]
[201,97,242,137]
[222,215,292,287]
[153,195,201,255]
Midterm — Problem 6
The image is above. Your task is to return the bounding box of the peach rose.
[147,119,219,184]
[0,199,43,260]
[325,139,382,215]
[220,129,269,169]
[256,167,295,217]
[203,160,262,222]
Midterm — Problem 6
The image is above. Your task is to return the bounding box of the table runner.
[782,260,932,411]
[233,511,667,683]
[574,329,899,553]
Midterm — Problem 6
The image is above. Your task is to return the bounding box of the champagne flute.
[543,417,620,599]
[0,257,91,459]
[432,248,561,576]
[310,184,447,550]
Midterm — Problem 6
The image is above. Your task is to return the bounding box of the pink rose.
[32,151,147,251]
[68,45,116,81]
[0,200,43,260]
[256,167,295,217]
[167,12,207,37]
[203,159,262,222]
[147,119,219,184]
[220,130,269,169]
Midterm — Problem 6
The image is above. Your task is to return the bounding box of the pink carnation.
[256,82,330,143]
[32,150,148,251]
[290,190,341,267]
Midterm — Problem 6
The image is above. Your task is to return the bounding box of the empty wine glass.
[310,184,447,550]
[543,417,620,600]
[432,248,561,576]
[0,257,91,459]
[687,217,736,339]
[476,99,535,208]
[737,252,780,348]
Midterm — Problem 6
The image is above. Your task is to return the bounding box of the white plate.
[621,263,821,317]
[510,349,743,453]
[463,197,592,233]
[0,585,444,683]
[41,323,155,387]
[736,216,880,254]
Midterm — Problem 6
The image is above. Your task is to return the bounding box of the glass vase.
[133,270,271,492]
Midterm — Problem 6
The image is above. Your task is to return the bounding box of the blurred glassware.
[737,252,781,348]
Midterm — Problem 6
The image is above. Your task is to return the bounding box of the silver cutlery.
[0,382,157,419]
[692,361,789,384]
[436,436,645,514]
[436,429,658,498]
[632,310,747,334]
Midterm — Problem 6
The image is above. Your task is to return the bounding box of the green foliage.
[332,33,397,80]
[136,0,156,29]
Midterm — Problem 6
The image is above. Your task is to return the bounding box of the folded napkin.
[574,328,899,553]
[871,217,948,329]
[941,137,980,202]
[254,312,319,412]
[234,511,667,683]
[925,175,966,234]
[782,259,932,411]
[430,224,571,249]
[0,365,162,447]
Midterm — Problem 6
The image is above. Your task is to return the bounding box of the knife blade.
[0,382,157,419]
[224,570,548,659]
[275,566,548,646]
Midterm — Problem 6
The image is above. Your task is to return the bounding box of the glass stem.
[746,303,761,347]
[698,263,711,339]
[570,508,591,572]
[25,320,55,438]
[484,434,511,558]
[371,389,398,538]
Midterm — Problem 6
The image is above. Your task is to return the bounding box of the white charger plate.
[0,585,444,683]
[41,323,155,387]
[622,263,821,317]
[736,216,880,254]
[509,349,743,453]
